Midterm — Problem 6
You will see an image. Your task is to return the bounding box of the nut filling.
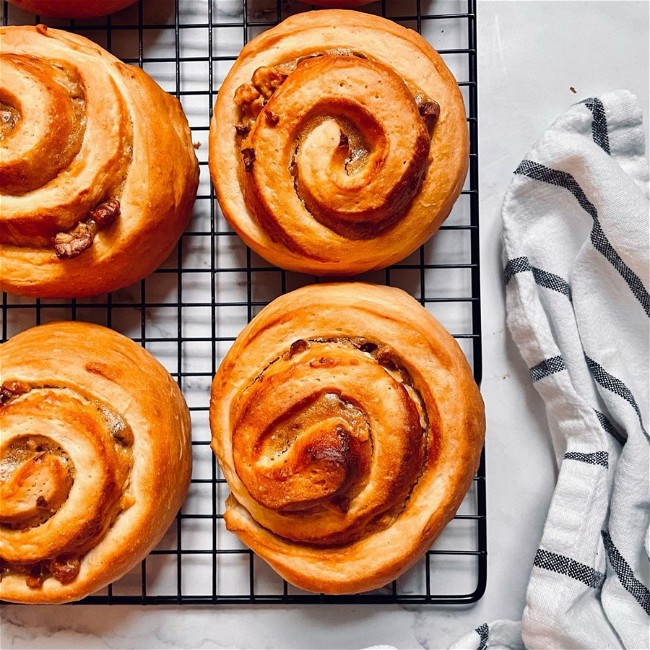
[0,383,135,588]
[230,50,439,246]
[53,198,121,259]
[233,49,440,145]
[0,102,19,139]
[232,336,432,547]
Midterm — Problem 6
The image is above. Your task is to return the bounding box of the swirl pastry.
[0,321,192,604]
[5,0,138,18]
[0,25,199,298]
[309,1,374,6]
[209,10,468,276]
[210,283,485,594]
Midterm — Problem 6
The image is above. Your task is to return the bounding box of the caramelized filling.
[232,51,438,245]
[0,384,135,588]
[0,55,87,196]
[233,49,439,144]
[53,198,121,259]
[0,102,19,140]
[233,337,431,546]
[0,436,74,529]
[0,53,134,249]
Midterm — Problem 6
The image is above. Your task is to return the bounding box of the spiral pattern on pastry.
[209,10,468,276]
[0,25,199,298]
[0,322,192,604]
[210,283,485,594]
[308,1,375,6]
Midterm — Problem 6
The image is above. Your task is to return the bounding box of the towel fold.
[452,90,649,649]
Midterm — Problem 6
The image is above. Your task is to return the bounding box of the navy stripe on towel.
[475,623,489,650]
[594,409,627,445]
[504,256,572,300]
[532,267,572,300]
[586,357,649,442]
[534,549,605,588]
[530,356,566,382]
[602,531,650,614]
[582,98,611,154]
[514,160,650,316]
[564,451,609,468]
[503,256,531,283]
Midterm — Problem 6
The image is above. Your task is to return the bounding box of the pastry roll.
[209,10,468,276]
[210,283,485,594]
[308,1,375,6]
[0,321,192,604]
[4,0,137,18]
[0,25,199,298]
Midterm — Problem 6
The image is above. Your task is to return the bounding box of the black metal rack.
[1,0,485,605]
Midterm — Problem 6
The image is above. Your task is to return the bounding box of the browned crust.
[0,321,192,603]
[309,1,375,7]
[209,283,485,594]
[208,9,469,276]
[6,0,138,19]
[0,26,199,298]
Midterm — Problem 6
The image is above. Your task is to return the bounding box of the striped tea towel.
[451,90,649,649]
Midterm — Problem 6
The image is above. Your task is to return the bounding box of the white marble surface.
[2,1,649,648]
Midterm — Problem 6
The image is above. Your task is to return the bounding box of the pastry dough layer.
[210,283,485,594]
[0,26,199,298]
[0,322,192,604]
[209,10,469,276]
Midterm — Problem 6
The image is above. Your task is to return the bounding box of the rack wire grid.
[1,0,485,605]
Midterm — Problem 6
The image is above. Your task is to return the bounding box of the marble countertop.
[2,1,648,648]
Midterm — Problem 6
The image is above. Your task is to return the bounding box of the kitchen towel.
[452,90,649,649]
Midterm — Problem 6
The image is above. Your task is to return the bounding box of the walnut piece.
[54,222,97,259]
[53,198,120,259]
[233,65,288,130]
[251,66,288,100]
[234,83,265,118]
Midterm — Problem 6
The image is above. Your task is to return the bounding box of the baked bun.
[306,1,375,6]
[210,283,484,594]
[209,10,468,276]
[0,321,192,604]
[5,0,137,18]
[0,25,199,298]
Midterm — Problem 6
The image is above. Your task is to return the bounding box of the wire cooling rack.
[1,0,485,605]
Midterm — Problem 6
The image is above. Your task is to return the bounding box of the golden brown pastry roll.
[0,321,192,604]
[0,25,199,298]
[210,283,485,594]
[209,10,468,276]
[5,0,137,17]
[308,1,375,6]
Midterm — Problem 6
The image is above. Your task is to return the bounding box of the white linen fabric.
[452,90,649,649]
